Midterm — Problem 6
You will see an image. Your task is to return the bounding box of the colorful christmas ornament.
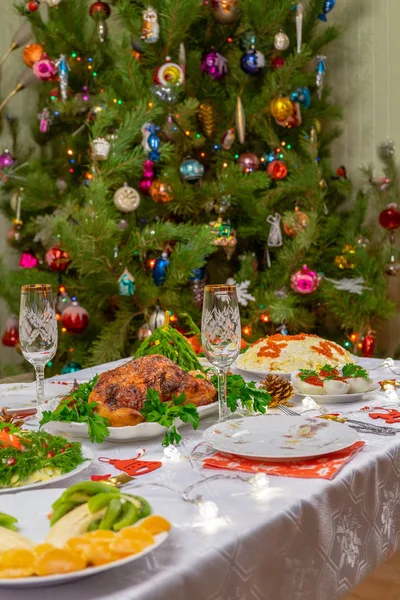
[240,48,265,75]
[22,43,43,67]
[379,203,400,230]
[274,30,290,51]
[291,86,311,108]
[238,152,260,173]
[316,56,326,99]
[210,0,240,24]
[19,251,38,269]
[385,255,400,276]
[45,245,70,272]
[146,124,161,162]
[291,265,321,295]
[201,49,228,80]
[91,137,111,161]
[154,57,185,87]
[271,56,285,70]
[267,159,288,180]
[0,150,16,170]
[296,3,304,53]
[138,323,152,341]
[118,267,135,296]
[153,252,170,286]
[113,183,141,212]
[283,207,308,237]
[149,306,165,332]
[190,267,206,308]
[209,219,237,259]
[32,56,57,81]
[55,54,69,102]
[2,315,19,347]
[89,1,111,42]
[139,159,155,196]
[141,7,160,43]
[26,1,40,12]
[334,254,355,270]
[180,158,204,183]
[318,0,335,21]
[362,333,375,358]
[270,96,293,121]
[235,96,245,144]
[198,103,216,138]
[38,107,53,133]
[61,300,89,334]
[150,180,174,204]
[221,128,235,150]
[275,102,302,128]
[61,361,82,374]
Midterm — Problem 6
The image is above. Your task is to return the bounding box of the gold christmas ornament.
[210,0,240,24]
[270,96,293,122]
[275,102,302,129]
[274,30,290,51]
[113,182,141,212]
[282,207,309,238]
[334,255,355,270]
[198,103,216,138]
[259,374,294,407]
[235,96,245,144]
[22,43,43,67]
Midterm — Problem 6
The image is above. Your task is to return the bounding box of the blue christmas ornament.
[61,361,82,375]
[318,0,335,21]
[190,266,206,281]
[153,252,170,286]
[240,48,265,75]
[291,86,311,108]
[316,56,326,99]
[118,267,135,296]
[180,158,205,183]
[147,124,160,162]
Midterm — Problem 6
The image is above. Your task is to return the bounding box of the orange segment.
[81,530,115,541]
[34,543,55,557]
[118,528,155,544]
[111,528,154,557]
[34,548,86,576]
[136,515,171,535]
[1,548,35,569]
[0,567,34,578]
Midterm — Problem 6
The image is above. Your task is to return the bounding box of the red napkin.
[202,441,365,480]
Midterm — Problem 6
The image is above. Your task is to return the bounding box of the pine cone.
[260,374,294,407]
[198,103,216,138]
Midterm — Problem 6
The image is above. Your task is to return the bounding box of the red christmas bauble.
[61,301,89,334]
[45,246,70,272]
[379,203,400,230]
[267,159,288,180]
[238,152,260,173]
[271,56,285,70]
[362,334,375,358]
[2,315,19,348]
[26,1,40,12]
[89,1,111,18]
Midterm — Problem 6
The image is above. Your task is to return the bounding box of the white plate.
[203,415,359,462]
[234,360,291,380]
[0,488,168,587]
[0,445,93,495]
[294,382,381,404]
[44,402,218,442]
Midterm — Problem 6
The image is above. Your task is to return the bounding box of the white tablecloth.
[2,357,400,600]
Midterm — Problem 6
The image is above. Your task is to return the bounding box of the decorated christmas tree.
[0,0,394,374]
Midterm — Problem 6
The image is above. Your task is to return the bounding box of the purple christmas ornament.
[0,150,16,170]
[201,49,228,80]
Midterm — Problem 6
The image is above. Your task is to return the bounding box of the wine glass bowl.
[19,284,58,415]
[201,284,241,420]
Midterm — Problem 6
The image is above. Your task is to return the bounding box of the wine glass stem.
[217,367,229,421]
[35,365,45,410]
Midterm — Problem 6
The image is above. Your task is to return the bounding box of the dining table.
[2,355,400,600]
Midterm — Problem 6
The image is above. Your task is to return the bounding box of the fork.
[278,404,396,435]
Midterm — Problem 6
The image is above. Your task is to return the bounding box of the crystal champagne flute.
[201,284,241,420]
[19,284,58,417]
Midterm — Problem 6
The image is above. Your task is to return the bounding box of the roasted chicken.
[89,354,217,427]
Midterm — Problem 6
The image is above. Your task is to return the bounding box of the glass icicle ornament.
[316,56,326,99]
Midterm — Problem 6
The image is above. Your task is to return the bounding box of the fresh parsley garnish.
[342,364,369,380]
[211,374,271,414]
[298,369,319,381]
[40,375,110,444]
[140,389,200,446]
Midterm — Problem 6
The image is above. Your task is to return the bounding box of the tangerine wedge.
[0,567,34,578]
[66,537,118,566]
[110,528,154,557]
[81,530,115,541]
[1,548,35,569]
[34,543,55,557]
[136,515,171,535]
[34,547,86,576]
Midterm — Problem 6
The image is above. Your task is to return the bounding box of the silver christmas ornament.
[149,305,165,332]
[274,30,290,51]
[378,140,395,160]
[113,182,141,212]
[91,137,111,161]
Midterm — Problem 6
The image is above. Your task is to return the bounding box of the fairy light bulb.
[198,501,219,520]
